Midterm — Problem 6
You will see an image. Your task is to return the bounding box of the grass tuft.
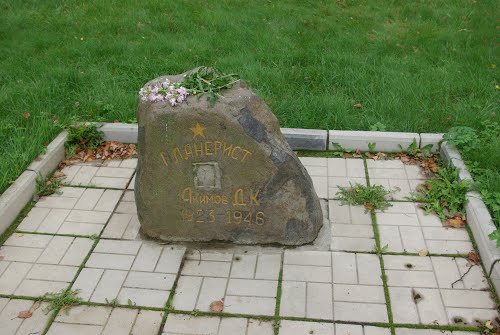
[411,166,469,221]
[42,289,82,316]
[336,183,392,212]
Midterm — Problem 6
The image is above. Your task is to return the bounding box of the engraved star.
[190,122,206,139]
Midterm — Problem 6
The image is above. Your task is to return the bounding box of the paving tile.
[367,159,427,200]
[396,329,480,335]
[172,250,280,315]
[326,156,367,197]
[329,200,375,252]
[72,240,185,307]
[0,234,92,296]
[279,320,333,335]
[19,187,121,235]
[115,190,137,214]
[279,320,391,335]
[376,202,473,254]
[47,305,163,335]
[385,254,497,326]
[300,157,327,178]
[101,213,140,240]
[281,251,386,322]
[60,159,135,189]
[162,314,274,335]
[0,299,51,335]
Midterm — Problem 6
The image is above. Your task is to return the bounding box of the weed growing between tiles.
[411,166,469,227]
[35,173,64,198]
[336,183,393,212]
[273,260,284,335]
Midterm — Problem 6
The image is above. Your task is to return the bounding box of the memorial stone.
[136,70,323,245]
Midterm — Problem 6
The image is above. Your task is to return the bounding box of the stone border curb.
[27,131,68,179]
[328,130,420,152]
[440,142,500,292]
[0,131,67,236]
[0,170,37,235]
[281,128,328,151]
[93,123,443,153]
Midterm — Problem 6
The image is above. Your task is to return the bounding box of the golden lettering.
[233,211,242,224]
[160,152,169,167]
[222,196,229,205]
[241,149,252,162]
[196,209,204,223]
[233,189,246,206]
[249,190,260,205]
[172,147,184,163]
[205,141,213,156]
[193,143,203,156]
[231,146,242,160]
[181,187,193,204]
[184,144,193,160]
[214,141,222,155]
[208,210,215,223]
[223,143,233,156]
[256,212,265,225]
[244,212,252,224]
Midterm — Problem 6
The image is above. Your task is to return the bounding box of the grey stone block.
[490,261,500,297]
[440,142,473,182]
[420,133,443,152]
[98,123,139,143]
[27,131,67,179]
[328,130,420,152]
[281,128,327,151]
[0,171,37,235]
[466,192,500,271]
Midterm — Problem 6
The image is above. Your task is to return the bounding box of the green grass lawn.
[0,1,498,204]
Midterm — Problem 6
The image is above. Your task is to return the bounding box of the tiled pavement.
[0,157,495,334]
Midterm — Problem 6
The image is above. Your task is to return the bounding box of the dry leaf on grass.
[353,103,362,109]
[209,300,224,313]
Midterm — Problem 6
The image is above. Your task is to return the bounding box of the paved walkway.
[0,157,497,334]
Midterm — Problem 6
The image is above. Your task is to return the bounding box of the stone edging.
[440,142,500,292]
[0,123,498,294]
[0,131,67,234]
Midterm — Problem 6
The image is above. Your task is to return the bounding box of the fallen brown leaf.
[353,103,362,109]
[209,300,224,313]
[0,255,4,261]
[364,203,375,210]
[17,311,32,319]
[466,251,480,267]
[53,171,65,178]
[446,218,464,228]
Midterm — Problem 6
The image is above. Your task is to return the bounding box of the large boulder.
[135,71,323,245]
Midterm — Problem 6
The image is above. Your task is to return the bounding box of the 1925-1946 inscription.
[135,70,323,245]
